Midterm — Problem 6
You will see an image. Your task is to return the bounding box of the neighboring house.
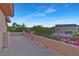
[52,24,79,40]
[55,24,79,34]
[0,4,14,50]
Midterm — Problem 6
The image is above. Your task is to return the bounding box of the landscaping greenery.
[31,25,55,38]
[7,23,27,32]
[8,23,55,38]
[73,33,79,36]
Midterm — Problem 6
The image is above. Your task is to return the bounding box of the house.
[52,24,79,40]
[0,3,14,50]
[55,24,79,34]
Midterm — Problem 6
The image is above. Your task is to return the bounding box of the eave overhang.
[0,3,14,17]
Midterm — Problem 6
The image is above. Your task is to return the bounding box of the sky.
[9,3,79,27]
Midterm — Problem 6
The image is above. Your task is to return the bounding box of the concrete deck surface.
[0,34,61,56]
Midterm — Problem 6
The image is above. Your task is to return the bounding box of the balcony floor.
[0,33,61,56]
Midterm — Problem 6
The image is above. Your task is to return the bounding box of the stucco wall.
[0,9,7,50]
[24,32,79,56]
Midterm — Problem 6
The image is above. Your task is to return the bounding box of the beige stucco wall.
[0,9,8,50]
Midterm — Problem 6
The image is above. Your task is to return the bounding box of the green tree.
[8,23,28,32]
[31,25,55,38]
[15,23,27,32]
[31,25,44,33]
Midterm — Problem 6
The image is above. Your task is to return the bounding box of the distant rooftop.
[55,24,79,27]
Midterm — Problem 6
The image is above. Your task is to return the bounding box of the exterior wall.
[0,9,8,50]
[0,3,14,50]
[65,27,78,34]
[55,25,79,34]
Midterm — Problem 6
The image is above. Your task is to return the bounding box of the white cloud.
[16,8,56,20]
[11,13,47,24]
[44,8,56,13]
[26,13,46,17]
[20,13,46,19]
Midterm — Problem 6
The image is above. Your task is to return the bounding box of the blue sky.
[10,3,79,27]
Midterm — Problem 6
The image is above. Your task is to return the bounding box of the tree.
[31,25,44,33]
[15,23,27,32]
[12,23,18,28]
[8,23,28,32]
[31,25,55,38]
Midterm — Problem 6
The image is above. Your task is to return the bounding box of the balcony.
[0,32,61,56]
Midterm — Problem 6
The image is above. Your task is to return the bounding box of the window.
[65,31,73,34]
